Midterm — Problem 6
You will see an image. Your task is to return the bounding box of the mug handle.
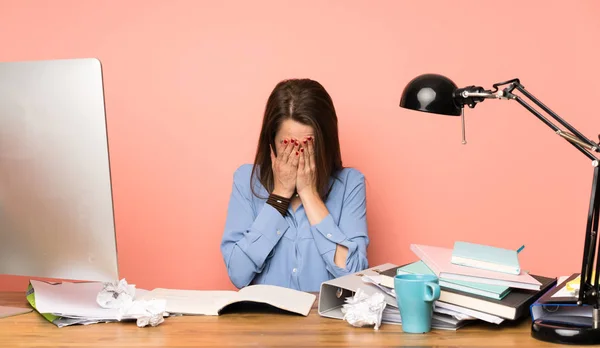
[424,282,441,302]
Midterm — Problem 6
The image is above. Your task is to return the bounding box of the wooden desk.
[0,291,568,347]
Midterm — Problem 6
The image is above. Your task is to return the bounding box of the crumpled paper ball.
[341,288,387,330]
[96,279,167,328]
[96,279,136,310]
[126,299,167,328]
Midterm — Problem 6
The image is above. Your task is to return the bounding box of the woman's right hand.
[270,138,300,198]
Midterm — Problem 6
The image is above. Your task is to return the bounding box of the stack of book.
[375,242,557,330]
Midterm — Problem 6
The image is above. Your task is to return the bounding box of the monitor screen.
[0,58,119,282]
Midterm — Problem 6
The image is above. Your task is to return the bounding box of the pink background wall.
[1,0,599,291]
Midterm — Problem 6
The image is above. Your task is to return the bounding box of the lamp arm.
[579,165,600,310]
[511,92,599,162]
[459,80,600,162]
[513,83,599,151]
[500,82,600,309]
[459,79,600,311]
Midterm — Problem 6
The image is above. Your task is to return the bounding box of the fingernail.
[283,139,288,144]
[296,151,299,155]
[295,142,299,146]
[300,148,304,152]
[303,140,307,144]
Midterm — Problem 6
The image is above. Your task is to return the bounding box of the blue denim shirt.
[220,164,369,292]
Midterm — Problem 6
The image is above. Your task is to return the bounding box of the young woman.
[220,78,369,292]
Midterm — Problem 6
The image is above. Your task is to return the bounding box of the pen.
[517,245,525,254]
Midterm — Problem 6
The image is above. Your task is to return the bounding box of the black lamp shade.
[399,74,462,116]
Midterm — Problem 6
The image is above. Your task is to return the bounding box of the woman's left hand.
[296,136,317,196]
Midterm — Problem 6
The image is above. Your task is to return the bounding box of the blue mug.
[394,274,441,333]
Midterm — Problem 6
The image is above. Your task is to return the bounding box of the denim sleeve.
[310,171,369,278]
[220,168,289,288]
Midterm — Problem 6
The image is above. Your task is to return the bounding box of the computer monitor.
[0,58,119,290]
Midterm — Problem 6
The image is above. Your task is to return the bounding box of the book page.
[142,288,236,315]
[551,275,579,299]
[237,285,316,316]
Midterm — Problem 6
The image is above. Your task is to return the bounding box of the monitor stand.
[0,305,32,319]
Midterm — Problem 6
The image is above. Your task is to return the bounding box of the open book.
[140,284,316,316]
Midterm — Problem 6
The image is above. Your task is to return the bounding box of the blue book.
[451,241,522,275]
[530,273,587,325]
[397,261,511,300]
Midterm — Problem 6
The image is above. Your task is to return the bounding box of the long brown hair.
[251,78,343,199]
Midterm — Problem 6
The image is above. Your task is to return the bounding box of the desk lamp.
[399,74,600,345]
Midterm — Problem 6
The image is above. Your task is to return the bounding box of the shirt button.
[326,233,332,238]
[292,268,297,273]
[276,230,281,235]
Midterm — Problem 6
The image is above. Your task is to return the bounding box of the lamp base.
[532,318,600,345]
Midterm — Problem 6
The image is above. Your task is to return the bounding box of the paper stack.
[381,305,473,330]
[368,243,557,328]
[362,274,502,330]
[26,280,167,328]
